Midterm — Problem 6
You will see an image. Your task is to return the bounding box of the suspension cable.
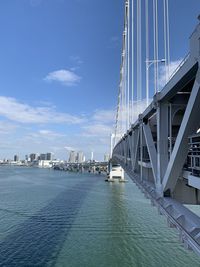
[127,0,130,128]
[163,0,167,85]
[153,0,159,94]
[145,0,149,106]
[137,0,142,109]
[166,0,170,78]
[131,0,134,124]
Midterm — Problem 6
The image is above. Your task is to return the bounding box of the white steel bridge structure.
[111,0,200,256]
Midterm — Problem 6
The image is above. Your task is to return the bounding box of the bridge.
[110,0,200,256]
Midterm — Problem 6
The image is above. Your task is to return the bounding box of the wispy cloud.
[64,146,76,151]
[70,56,83,71]
[44,69,81,86]
[0,96,85,124]
[0,121,18,135]
[38,130,66,138]
[80,109,115,141]
[82,123,113,137]
[92,109,115,123]
[0,97,115,159]
[158,59,183,89]
[70,56,83,66]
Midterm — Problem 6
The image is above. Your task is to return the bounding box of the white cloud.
[117,99,149,125]
[131,99,149,123]
[38,130,65,137]
[92,109,115,123]
[25,130,66,143]
[81,109,115,138]
[70,56,83,66]
[44,69,81,86]
[0,99,115,160]
[82,123,113,137]
[0,121,18,134]
[73,108,116,157]
[0,96,84,124]
[64,146,76,151]
[158,59,183,89]
[69,56,83,71]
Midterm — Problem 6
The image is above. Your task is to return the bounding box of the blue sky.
[0,0,199,160]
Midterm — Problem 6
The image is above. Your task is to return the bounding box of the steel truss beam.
[163,71,200,193]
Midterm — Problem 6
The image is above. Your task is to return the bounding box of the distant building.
[77,151,84,163]
[68,151,76,163]
[104,154,110,162]
[46,152,53,161]
[91,151,94,161]
[30,153,38,162]
[40,154,46,160]
[14,155,19,162]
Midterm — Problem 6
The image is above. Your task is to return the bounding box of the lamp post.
[145,58,166,106]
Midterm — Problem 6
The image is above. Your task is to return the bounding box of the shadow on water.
[0,177,98,267]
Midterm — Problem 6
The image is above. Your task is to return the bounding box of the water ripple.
[0,178,98,267]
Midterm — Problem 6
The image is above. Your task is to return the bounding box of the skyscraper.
[91,151,94,161]
[46,153,53,161]
[14,155,19,162]
[40,154,46,160]
[30,153,38,162]
[68,151,76,163]
[77,151,84,163]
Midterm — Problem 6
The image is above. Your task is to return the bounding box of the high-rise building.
[46,152,53,161]
[68,151,76,163]
[77,151,84,163]
[14,155,19,162]
[91,151,94,161]
[30,153,38,162]
[40,154,46,160]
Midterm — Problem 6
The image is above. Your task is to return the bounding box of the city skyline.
[0,1,199,160]
[1,150,104,162]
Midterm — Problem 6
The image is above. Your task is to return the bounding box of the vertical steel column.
[139,117,143,181]
[157,101,169,194]
[169,103,172,156]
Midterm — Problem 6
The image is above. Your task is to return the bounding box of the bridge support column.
[157,101,169,195]
[140,122,143,181]
[132,128,140,172]
[106,161,115,182]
